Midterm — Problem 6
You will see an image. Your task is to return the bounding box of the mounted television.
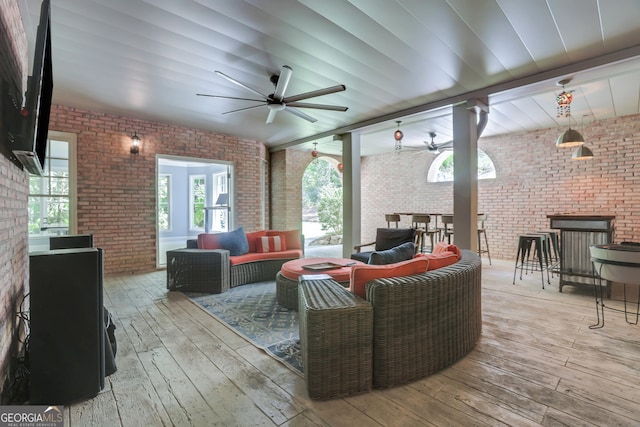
[13,0,52,176]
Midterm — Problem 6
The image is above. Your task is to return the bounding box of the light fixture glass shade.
[556,128,585,147]
[130,133,140,155]
[571,145,593,160]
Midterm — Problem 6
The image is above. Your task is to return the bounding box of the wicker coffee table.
[276,257,365,310]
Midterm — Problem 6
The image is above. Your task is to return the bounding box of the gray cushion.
[374,228,416,251]
[369,242,415,265]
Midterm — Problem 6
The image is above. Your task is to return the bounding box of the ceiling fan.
[423,132,453,154]
[197,65,348,124]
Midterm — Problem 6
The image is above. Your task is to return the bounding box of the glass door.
[156,155,234,267]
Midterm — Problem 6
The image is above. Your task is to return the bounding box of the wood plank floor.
[66,260,640,426]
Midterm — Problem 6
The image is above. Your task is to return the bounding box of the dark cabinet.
[29,248,105,404]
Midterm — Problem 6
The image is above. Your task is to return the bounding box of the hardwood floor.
[67,260,640,426]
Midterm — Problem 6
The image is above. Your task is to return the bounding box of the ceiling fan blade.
[197,94,265,103]
[283,84,346,103]
[215,71,269,100]
[272,65,293,101]
[221,104,265,115]
[283,107,317,123]
[286,101,348,112]
[265,109,279,124]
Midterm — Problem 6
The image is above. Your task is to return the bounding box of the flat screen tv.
[13,0,52,176]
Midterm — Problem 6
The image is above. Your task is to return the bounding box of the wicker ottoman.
[276,258,362,310]
[298,275,373,400]
[166,249,229,293]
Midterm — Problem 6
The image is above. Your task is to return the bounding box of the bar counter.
[547,214,615,293]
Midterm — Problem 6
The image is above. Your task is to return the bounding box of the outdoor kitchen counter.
[547,214,615,294]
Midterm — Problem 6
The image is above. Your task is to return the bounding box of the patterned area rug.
[186,281,303,375]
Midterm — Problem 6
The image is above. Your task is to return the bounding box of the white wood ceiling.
[19,0,640,156]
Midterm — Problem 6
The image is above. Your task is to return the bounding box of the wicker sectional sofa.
[166,229,303,293]
[298,249,482,400]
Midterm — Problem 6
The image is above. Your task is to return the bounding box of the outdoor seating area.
[166,228,304,292]
[299,250,482,399]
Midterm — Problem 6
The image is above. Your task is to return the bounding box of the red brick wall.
[0,0,29,402]
[362,113,640,260]
[48,105,268,275]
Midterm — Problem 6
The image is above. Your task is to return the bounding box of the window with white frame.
[189,175,206,229]
[211,171,228,232]
[427,149,496,182]
[28,131,77,238]
[158,174,171,231]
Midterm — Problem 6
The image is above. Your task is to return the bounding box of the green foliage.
[302,159,343,235]
[158,176,170,230]
[28,174,70,233]
[434,150,496,182]
[192,177,206,228]
[302,159,342,209]
[317,186,343,235]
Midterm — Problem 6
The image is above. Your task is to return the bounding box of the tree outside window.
[302,159,343,236]
[427,149,496,182]
[28,139,70,235]
[158,175,170,230]
[190,175,206,229]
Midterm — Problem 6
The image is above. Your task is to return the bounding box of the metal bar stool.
[513,234,551,289]
[535,230,560,276]
[477,213,492,265]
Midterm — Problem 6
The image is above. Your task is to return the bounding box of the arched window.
[427,149,496,182]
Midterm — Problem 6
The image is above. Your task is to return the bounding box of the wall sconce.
[130,133,141,155]
[337,162,344,173]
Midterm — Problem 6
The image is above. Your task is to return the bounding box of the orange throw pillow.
[266,230,302,250]
[425,251,459,270]
[432,242,461,260]
[245,230,267,253]
[197,233,223,249]
[349,257,429,299]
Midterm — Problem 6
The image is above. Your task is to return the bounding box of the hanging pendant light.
[311,142,318,161]
[556,128,585,147]
[571,145,593,160]
[571,115,593,160]
[394,120,403,152]
[555,78,585,148]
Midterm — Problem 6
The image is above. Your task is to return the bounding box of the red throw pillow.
[245,230,267,253]
[425,251,459,270]
[349,257,429,299]
[197,233,223,249]
[266,230,302,250]
[256,236,286,253]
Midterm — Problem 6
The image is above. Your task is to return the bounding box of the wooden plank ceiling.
[18,0,640,155]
